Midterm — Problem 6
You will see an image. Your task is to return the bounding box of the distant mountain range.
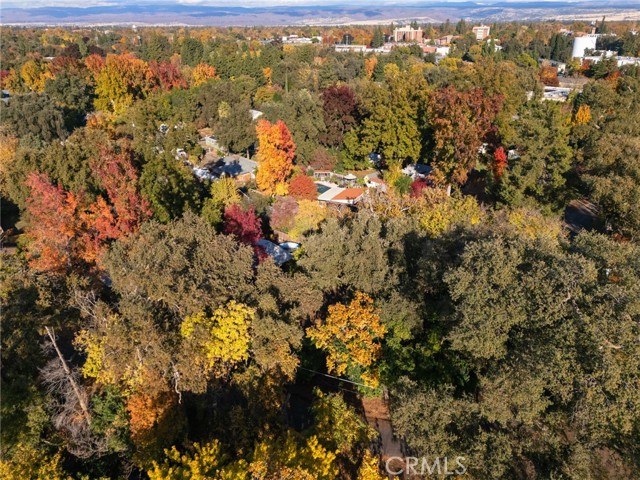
[2,2,640,26]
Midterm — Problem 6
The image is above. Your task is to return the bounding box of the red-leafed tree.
[90,147,152,239]
[410,178,429,197]
[288,175,318,201]
[427,86,503,185]
[48,55,82,77]
[24,172,90,273]
[223,204,262,247]
[493,146,508,180]
[320,84,358,147]
[148,61,188,92]
[24,147,151,275]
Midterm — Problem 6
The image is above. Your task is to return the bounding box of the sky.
[5,0,382,6]
[3,0,603,7]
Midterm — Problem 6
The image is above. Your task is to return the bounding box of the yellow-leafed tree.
[191,63,217,87]
[573,104,592,125]
[181,301,254,378]
[20,60,50,92]
[357,450,385,480]
[147,440,239,480]
[307,292,386,386]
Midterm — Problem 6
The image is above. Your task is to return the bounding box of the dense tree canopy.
[2,22,640,480]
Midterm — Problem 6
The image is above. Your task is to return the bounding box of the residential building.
[393,26,423,43]
[317,184,366,206]
[402,163,432,179]
[250,109,263,121]
[539,58,567,74]
[364,174,387,192]
[256,239,292,266]
[212,155,257,184]
[472,25,491,41]
[435,35,456,46]
[423,45,450,56]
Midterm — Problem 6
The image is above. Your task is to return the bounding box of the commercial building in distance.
[393,26,423,43]
[472,25,491,41]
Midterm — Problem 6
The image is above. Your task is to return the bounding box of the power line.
[298,366,377,389]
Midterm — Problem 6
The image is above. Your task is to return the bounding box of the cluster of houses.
[334,25,493,58]
[176,126,438,210]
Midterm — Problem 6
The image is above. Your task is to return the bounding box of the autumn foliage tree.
[223,204,264,257]
[270,196,299,232]
[20,60,50,92]
[92,53,153,114]
[90,148,152,239]
[288,174,318,200]
[573,104,592,125]
[320,84,358,148]
[493,146,508,180]
[426,86,502,185]
[410,178,429,197]
[539,65,560,86]
[148,61,188,92]
[180,301,254,379]
[23,147,150,274]
[191,63,218,87]
[307,292,386,387]
[255,119,296,195]
[24,173,87,274]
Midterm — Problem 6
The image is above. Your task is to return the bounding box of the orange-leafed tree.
[306,292,386,387]
[24,148,151,274]
[427,86,502,185]
[288,174,317,200]
[255,119,296,195]
[127,384,184,467]
[24,172,89,274]
[87,147,152,243]
[539,65,560,86]
[263,66,273,86]
[364,56,378,79]
[84,53,106,79]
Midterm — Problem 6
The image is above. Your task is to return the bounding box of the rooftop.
[212,155,257,177]
[257,239,292,266]
[331,187,366,202]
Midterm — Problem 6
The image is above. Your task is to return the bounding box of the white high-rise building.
[572,34,599,59]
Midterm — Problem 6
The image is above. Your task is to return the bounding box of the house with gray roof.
[212,155,257,184]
